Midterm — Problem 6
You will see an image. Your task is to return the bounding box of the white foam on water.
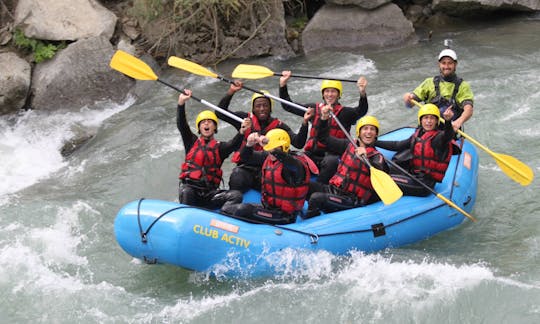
[340,252,494,306]
[0,200,134,322]
[0,201,95,288]
[27,201,97,267]
[0,98,135,198]
[125,251,514,323]
[324,55,378,78]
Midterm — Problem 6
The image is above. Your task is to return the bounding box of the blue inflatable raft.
[114,127,479,277]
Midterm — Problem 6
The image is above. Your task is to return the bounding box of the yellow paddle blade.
[436,194,477,222]
[167,56,218,78]
[457,130,534,186]
[370,167,403,205]
[494,153,534,186]
[231,64,275,79]
[109,50,157,81]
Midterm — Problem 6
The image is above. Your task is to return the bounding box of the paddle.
[385,157,477,222]
[167,56,315,112]
[329,107,476,220]
[109,50,243,123]
[411,99,533,186]
[231,63,358,83]
[328,111,403,205]
[167,56,403,204]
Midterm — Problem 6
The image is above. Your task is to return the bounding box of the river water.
[1,15,539,323]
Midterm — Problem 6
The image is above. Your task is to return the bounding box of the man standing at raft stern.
[279,71,368,184]
[403,44,474,131]
[176,90,251,210]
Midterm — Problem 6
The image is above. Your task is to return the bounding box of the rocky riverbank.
[1,0,538,153]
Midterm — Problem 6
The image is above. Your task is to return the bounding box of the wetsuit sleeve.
[369,151,389,173]
[279,85,311,117]
[215,93,247,129]
[239,145,267,166]
[177,104,198,152]
[338,94,368,127]
[218,132,244,159]
[316,119,349,154]
[431,121,455,159]
[375,137,411,152]
[280,122,308,149]
[273,151,306,186]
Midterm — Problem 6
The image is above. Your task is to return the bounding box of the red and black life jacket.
[329,144,379,202]
[411,129,452,182]
[304,103,346,152]
[231,113,282,164]
[261,153,311,215]
[179,137,223,188]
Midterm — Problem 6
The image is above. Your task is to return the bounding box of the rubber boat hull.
[114,127,479,277]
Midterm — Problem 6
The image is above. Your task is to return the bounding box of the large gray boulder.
[326,0,392,10]
[302,3,417,54]
[229,0,294,58]
[433,0,540,15]
[14,0,117,41]
[31,36,134,112]
[0,52,31,115]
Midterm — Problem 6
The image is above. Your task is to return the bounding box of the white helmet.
[438,49,457,61]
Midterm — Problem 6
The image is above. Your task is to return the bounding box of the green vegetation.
[290,16,307,30]
[13,29,66,63]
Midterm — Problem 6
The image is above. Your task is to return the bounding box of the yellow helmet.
[251,91,273,112]
[263,128,290,153]
[195,110,218,132]
[355,116,380,137]
[417,103,441,125]
[321,80,343,98]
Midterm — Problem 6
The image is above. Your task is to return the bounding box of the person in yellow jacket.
[403,48,474,131]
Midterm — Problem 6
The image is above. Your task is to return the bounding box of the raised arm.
[176,90,198,152]
[279,70,314,117]
[218,118,252,159]
[337,76,368,127]
[216,80,246,129]
[280,108,312,149]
